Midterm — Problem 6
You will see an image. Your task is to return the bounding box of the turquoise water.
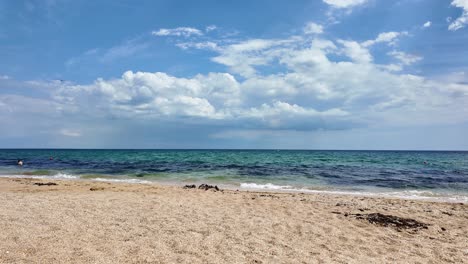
[1,149,467,202]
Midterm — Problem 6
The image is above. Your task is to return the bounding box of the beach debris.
[198,184,220,191]
[259,194,279,199]
[90,187,105,191]
[351,213,429,232]
[33,182,57,186]
[183,184,196,189]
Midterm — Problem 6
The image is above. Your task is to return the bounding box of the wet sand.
[0,177,467,263]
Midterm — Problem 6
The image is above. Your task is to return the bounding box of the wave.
[239,182,468,203]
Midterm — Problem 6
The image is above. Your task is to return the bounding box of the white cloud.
[152,27,203,37]
[449,0,468,31]
[176,41,219,51]
[362,31,408,47]
[323,0,368,9]
[303,22,323,34]
[388,51,422,65]
[338,40,373,63]
[423,21,431,28]
[0,75,9,80]
[210,39,287,77]
[205,25,217,32]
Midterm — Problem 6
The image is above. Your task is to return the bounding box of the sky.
[0,0,468,150]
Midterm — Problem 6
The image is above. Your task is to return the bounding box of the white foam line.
[0,173,79,180]
[92,178,152,184]
[240,182,468,203]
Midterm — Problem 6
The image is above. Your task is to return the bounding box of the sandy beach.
[0,177,466,263]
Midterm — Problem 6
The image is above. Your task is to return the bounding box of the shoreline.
[1,177,467,263]
[1,174,467,204]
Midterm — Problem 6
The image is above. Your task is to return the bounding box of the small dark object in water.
[198,183,220,191]
[34,182,57,186]
[183,184,196,189]
[353,213,429,231]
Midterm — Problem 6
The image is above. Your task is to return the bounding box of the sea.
[1,149,467,202]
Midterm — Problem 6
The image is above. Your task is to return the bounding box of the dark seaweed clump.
[352,213,429,231]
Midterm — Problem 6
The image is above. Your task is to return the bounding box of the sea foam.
[240,182,293,190]
[92,178,152,184]
[239,182,468,203]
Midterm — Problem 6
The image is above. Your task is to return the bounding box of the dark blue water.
[1,149,467,201]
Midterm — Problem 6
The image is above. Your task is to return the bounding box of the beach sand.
[0,178,466,263]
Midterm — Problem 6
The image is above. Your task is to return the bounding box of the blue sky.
[1,0,468,149]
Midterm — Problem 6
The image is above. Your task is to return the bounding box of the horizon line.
[0,148,467,152]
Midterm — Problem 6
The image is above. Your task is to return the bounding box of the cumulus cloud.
[449,0,468,31]
[2,23,468,139]
[338,40,373,63]
[323,0,368,9]
[46,25,468,132]
[152,27,203,37]
[422,21,431,28]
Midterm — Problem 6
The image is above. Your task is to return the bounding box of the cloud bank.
[1,21,467,147]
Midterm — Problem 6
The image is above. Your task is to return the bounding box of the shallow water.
[1,149,467,201]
